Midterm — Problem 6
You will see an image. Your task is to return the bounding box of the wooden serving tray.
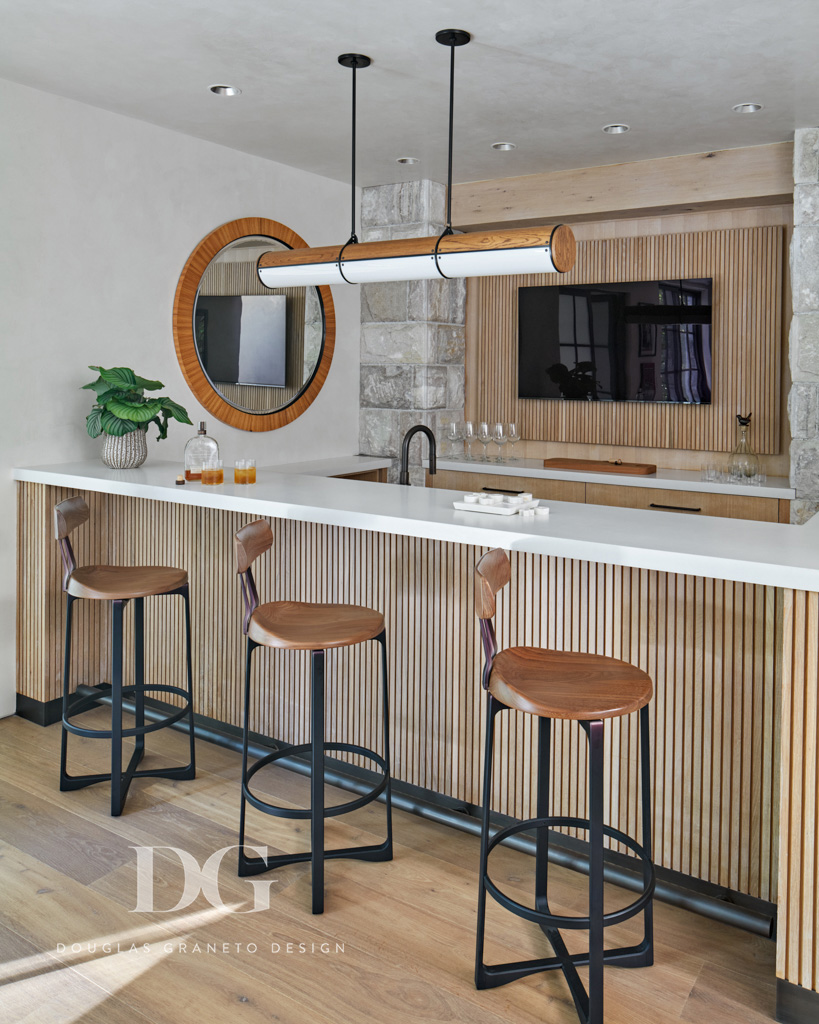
[543,457,657,476]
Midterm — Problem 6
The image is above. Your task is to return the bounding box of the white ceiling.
[2,0,818,188]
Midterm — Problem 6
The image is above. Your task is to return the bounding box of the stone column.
[789,128,819,523]
[358,180,466,485]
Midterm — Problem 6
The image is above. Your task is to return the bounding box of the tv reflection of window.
[517,278,712,405]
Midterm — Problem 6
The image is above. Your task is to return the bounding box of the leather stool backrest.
[54,496,89,540]
[474,548,511,620]
[234,519,273,635]
[234,519,273,573]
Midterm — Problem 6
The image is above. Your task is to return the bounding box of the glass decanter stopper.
[184,421,219,481]
[728,412,759,480]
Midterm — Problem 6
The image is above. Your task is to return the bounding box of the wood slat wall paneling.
[17,483,781,904]
[778,590,819,992]
[467,227,783,454]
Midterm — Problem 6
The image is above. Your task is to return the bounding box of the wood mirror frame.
[173,217,336,432]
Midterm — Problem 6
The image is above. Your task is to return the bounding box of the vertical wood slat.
[17,482,781,904]
[467,227,783,454]
[778,590,819,991]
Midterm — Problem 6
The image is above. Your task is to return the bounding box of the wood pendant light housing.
[257,224,576,288]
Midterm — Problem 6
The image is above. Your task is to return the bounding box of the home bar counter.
[14,458,819,1018]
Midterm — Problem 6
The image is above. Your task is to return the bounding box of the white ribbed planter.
[101,429,148,469]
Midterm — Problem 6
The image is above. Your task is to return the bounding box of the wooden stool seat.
[247,600,384,650]
[489,647,653,721]
[67,565,188,601]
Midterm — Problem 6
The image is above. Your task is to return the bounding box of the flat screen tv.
[518,278,712,404]
[194,294,287,388]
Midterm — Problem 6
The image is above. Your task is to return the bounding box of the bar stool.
[234,519,392,915]
[55,496,195,816]
[474,549,655,1024]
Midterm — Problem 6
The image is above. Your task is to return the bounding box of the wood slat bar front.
[17,480,780,909]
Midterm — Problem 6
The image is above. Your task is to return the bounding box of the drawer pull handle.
[648,502,702,513]
[482,486,525,495]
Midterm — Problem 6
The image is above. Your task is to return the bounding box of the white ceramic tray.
[452,498,543,515]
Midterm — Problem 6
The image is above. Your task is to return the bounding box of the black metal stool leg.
[133,598,146,765]
[110,600,125,817]
[238,639,257,874]
[377,630,393,857]
[475,695,500,988]
[587,719,606,1024]
[639,703,654,963]
[311,648,326,914]
[535,718,590,1022]
[59,595,75,789]
[182,585,196,774]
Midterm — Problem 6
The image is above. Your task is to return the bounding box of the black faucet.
[399,425,437,486]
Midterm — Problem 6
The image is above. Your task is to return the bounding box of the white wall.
[0,78,360,716]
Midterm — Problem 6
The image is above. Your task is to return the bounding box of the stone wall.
[358,180,466,485]
[789,128,819,523]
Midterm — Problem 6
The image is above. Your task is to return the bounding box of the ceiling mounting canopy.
[257,28,576,289]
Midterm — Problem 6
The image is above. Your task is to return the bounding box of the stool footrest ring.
[484,815,655,930]
[242,741,389,820]
[63,684,193,739]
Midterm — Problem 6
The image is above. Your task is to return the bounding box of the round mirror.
[173,218,335,431]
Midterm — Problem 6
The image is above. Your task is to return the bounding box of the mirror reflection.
[194,236,324,415]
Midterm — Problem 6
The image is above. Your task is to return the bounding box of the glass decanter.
[184,421,219,481]
[728,413,759,481]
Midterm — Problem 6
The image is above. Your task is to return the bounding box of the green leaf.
[101,409,139,436]
[82,376,112,395]
[150,413,170,441]
[159,398,192,424]
[86,408,103,438]
[93,366,137,390]
[106,398,163,422]
[132,374,164,391]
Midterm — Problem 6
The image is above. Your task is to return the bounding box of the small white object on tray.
[453,495,550,516]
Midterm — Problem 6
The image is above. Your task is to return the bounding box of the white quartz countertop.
[432,457,796,499]
[13,458,819,591]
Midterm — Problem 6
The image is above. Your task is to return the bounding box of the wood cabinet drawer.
[332,469,387,483]
[586,483,780,522]
[428,469,585,503]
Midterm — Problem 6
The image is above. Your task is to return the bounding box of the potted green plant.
[83,365,192,469]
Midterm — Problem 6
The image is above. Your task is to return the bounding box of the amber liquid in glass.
[185,469,202,481]
[201,466,224,485]
[234,467,248,484]
[246,466,256,484]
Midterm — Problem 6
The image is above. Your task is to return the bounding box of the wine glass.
[446,421,464,460]
[493,422,507,462]
[477,421,491,462]
[464,419,477,460]
[506,422,521,461]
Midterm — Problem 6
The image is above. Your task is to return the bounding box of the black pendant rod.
[338,53,371,245]
[435,29,470,235]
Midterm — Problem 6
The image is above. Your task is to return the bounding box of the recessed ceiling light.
[732,102,763,114]
[396,156,419,165]
[602,123,629,134]
[210,84,241,96]
[491,142,516,151]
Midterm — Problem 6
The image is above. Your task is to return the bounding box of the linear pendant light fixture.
[257,30,576,288]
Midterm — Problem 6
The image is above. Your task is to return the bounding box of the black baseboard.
[777,979,819,1023]
[16,693,62,727]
